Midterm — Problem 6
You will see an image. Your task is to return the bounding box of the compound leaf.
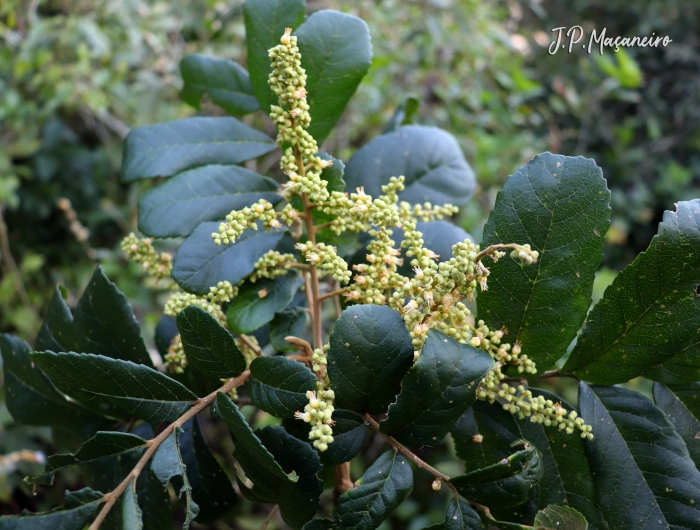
[578,382,700,529]
[138,164,280,238]
[30,351,197,427]
[0,487,103,529]
[333,450,413,530]
[450,443,543,508]
[227,272,304,334]
[478,153,611,374]
[243,0,306,113]
[327,304,413,415]
[344,125,476,206]
[250,356,317,418]
[564,199,700,384]
[180,54,260,115]
[121,117,275,182]
[296,10,372,145]
[172,221,285,295]
[177,306,246,378]
[380,330,494,449]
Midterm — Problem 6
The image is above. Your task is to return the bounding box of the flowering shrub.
[2,1,700,529]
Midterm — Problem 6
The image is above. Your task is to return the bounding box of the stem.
[238,334,263,357]
[319,287,349,302]
[474,243,525,265]
[302,193,323,351]
[363,414,458,496]
[89,370,251,529]
[289,262,312,271]
[260,504,280,530]
[312,221,333,234]
[333,462,353,499]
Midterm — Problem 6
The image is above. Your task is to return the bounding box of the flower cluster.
[212,199,283,246]
[121,232,172,280]
[295,345,335,451]
[164,280,236,325]
[164,335,187,374]
[248,250,295,283]
[295,242,351,284]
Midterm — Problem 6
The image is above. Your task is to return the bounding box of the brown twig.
[260,504,280,530]
[238,334,264,357]
[285,336,314,359]
[289,262,312,271]
[312,221,333,234]
[363,414,458,496]
[474,243,525,265]
[319,287,349,302]
[88,370,251,529]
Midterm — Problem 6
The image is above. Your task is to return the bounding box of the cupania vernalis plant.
[2,2,700,530]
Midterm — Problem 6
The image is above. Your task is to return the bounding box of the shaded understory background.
[0,0,698,527]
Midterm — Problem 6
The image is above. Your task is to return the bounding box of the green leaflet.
[534,505,588,530]
[30,351,197,427]
[653,382,700,470]
[564,199,700,384]
[180,54,260,115]
[478,153,611,374]
[179,418,238,523]
[578,382,700,529]
[29,431,148,486]
[515,390,606,530]
[0,487,103,529]
[295,10,372,145]
[327,304,414,415]
[151,428,200,529]
[243,0,306,113]
[450,442,544,508]
[227,272,304,334]
[138,164,280,238]
[137,470,173,530]
[212,392,298,483]
[344,125,476,206]
[423,497,482,529]
[0,333,110,439]
[270,306,310,352]
[380,330,494,449]
[172,221,285,295]
[250,356,317,418]
[122,481,144,530]
[35,267,153,367]
[177,306,247,378]
[120,117,276,181]
[333,451,414,530]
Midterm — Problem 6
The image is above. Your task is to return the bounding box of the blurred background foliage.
[0,0,698,527]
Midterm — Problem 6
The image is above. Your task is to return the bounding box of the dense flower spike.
[212,199,282,246]
[248,250,295,282]
[121,232,172,280]
[163,280,236,326]
[295,345,335,451]
[295,242,351,284]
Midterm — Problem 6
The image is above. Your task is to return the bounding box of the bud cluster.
[248,250,295,283]
[295,345,336,451]
[121,232,172,280]
[295,242,351,284]
[212,200,282,246]
[164,334,187,374]
[163,280,236,326]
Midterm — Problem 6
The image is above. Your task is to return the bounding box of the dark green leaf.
[319,409,366,467]
[0,487,103,529]
[564,199,700,384]
[270,307,310,352]
[344,125,476,206]
[478,153,611,374]
[137,470,173,530]
[155,316,179,359]
[0,333,109,438]
[30,351,197,427]
[303,520,336,530]
[444,497,482,530]
[180,54,260,115]
[243,0,306,113]
[579,382,700,529]
[138,164,280,238]
[30,432,147,486]
[212,392,298,482]
[296,10,372,145]
[177,306,246,378]
[179,418,237,523]
[121,117,276,182]
[333,450,413,529]
[36,267,153,367]
[226,272,304,334]
[250,356,317,418]
[380,330,494,449]
[327,304,414,415]
[172,221,285,295]
[654,382,700,467]
[534,505,588,530]
[151,428,200,528]
[122,482,144,530]
[383,96,420,134]
[516,389,606,530]
[450,442,543,508]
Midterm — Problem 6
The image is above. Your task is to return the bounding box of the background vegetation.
[1,0,697,527]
